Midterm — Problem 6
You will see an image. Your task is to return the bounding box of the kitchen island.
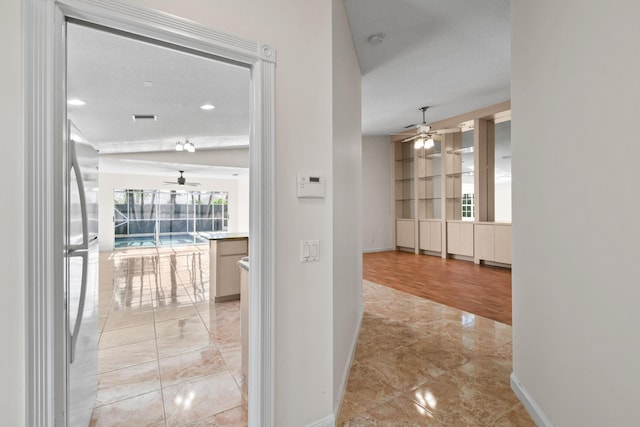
[198,232,248,302]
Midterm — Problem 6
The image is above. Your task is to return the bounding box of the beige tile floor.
[338,280,535,426]
[94,247,533,426]
[92,245,247,427]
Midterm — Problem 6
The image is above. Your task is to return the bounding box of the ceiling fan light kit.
[175,139,196,152]
[403,106,459,148]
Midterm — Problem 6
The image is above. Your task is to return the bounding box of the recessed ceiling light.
[200,104,215,111]
[142,81,153,87]
[67,99,86,106]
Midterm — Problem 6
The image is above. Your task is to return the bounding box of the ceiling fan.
[401,106,459,147]
[162,170,201,187]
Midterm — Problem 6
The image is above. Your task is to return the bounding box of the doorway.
[24,1,276,426]
[66,20,251,424]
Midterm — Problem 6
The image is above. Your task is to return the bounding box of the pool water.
[114,233,208,248]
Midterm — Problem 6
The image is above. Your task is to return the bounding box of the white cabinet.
[447,221,474,256]
[494,224,512,264]
[474,223,511,265]
[396,219,415,249]
[474,224,495,261]
[210,237,248,302]
[419,220,442,252]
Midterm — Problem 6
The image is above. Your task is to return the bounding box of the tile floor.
[338,280,535,426]
[94,247,533,426]
[92,245,247,427]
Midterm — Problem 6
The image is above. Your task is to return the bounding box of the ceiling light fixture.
[67,99,86,106]
[425,137,435,149]
[176,139,196,153]
[414,138,424,149]
[132,114,157,122]
[200,104,215,110]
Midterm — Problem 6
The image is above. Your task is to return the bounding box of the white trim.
[24,1,276,426]
[362,247,394,254]
[510,373,554,427]
[333,305,363,421]
[305,415,336,427]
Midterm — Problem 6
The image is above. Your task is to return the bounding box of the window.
[462,193,474,219]
[114,189,229,248]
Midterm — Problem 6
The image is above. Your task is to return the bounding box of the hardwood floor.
[363,251,512,325]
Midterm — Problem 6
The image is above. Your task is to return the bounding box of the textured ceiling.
[67,1,510,158]
[344,0,511,135]
[67,22,251,154]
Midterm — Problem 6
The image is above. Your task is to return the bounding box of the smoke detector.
[367,32,386,46]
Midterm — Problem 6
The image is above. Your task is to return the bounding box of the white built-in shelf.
[446,171,474,177]
[446,146,474,155]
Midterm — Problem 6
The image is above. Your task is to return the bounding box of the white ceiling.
[343,0,510,135]
[67,22,251,154]
[67,2,511,178]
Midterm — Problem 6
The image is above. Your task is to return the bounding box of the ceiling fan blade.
[186,182,201,187]
[401,134,422,143]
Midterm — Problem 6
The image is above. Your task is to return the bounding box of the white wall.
[331,0,363,415]
[0,0,24,424]
[362,136,393,252]
[512,1,640,425]
[10,1,361,424]
[98,172,246,251]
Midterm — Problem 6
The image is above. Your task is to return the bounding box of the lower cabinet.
[447,222,474,257]
[474,223,511,264]
[419,220,442,252]
[396,219,415,249]
[494,224,512,264]
[210,237,249,302]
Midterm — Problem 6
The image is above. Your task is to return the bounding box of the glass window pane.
[113,188,230,247]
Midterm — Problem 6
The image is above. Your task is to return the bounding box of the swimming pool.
[114,233,208,248]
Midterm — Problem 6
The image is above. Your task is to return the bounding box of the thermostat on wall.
[297,174,326,198]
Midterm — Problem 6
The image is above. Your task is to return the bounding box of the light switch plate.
[300,240,319,262]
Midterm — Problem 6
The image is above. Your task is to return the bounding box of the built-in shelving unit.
[391,101,513,266]
[394,141,414,220]
[394,141,415,250]
[444,130,475,221]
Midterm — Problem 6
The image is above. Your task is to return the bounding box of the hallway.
[337,252,532,425]
[339,279,533,425]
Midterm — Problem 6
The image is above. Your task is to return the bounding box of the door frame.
[24,0,276,425]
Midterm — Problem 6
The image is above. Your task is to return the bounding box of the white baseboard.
[362,247,394,253]
[306,414,335,427]
[510,373,554,427]
[333,304,364,423]
[304,304,363,427]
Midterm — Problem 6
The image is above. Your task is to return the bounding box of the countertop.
[198,232,249,240]
[238,257,249,271]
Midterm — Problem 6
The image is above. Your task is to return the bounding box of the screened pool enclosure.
[114,189,229,248]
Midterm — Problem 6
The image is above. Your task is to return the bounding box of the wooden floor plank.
[363,251,512,325]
